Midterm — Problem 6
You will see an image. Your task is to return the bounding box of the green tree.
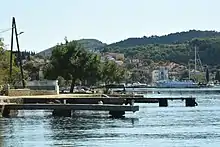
[101,60,126,84]
[57,76,65,87]
[45,41,86,92]
[215,71,220,82]
[83,54,102,85]
[44,39,102,93]
[180,70,189,80]
[0,39,20,86]
[206,68,209,83]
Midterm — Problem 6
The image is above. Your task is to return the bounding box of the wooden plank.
[2,94,195,99]
[144,96,195,100]
[2,104,139,112]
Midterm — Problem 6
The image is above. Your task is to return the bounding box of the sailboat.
[156,46,203,88]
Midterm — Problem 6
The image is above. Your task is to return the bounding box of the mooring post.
[52,109,72,117]
[109,111,125,118]
[159,98,168,107]
[1,106,11,117]
[185,98,197,107]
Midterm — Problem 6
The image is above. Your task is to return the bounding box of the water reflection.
[48,111,139,146]
[0,120,4,147]
[0,110,138,147]
[1,94,220,146]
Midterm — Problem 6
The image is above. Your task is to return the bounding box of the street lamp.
[17,31,24,36]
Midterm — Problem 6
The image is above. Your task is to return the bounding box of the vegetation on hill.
[36,30,220,67]
[77,39,107,51]
[108,30,220,48]
[104,37,220,67]
[36,38,106,58]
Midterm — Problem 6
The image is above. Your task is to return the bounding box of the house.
[102,52,125,65]
[103,52,125,61]
[152,67,169,83]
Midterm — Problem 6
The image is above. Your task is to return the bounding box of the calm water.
[1,94,220,147]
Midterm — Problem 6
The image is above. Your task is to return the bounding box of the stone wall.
[26,80,59,90]
[27,80,59,95]
[7,89,58,96]
[8,89,31,96]
[9,80,60,96]
[30,90,58,95]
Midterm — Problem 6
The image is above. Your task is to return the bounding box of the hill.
[108,30,220,48]
[35,30,220,67]
[36,39,107,57]
[104,37,220,67]
[77,39,107,51]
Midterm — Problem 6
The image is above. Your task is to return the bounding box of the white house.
[152,67,169,83]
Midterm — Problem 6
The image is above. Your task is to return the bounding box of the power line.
[0,28,12,34]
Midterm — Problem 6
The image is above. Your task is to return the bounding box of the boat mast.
[194,46,197,74]
[188,61,191,80]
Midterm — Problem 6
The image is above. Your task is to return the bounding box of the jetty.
[0,93,198,118]
[0,103,138,117]
[0,94,139,118]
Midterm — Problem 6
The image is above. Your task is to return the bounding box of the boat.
[155,46,204,88]
[155,80,198,88]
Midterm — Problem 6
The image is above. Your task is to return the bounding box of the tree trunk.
[70,79,75,93]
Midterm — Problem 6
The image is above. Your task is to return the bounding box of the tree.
[44,39,102,93]
[83,54,102,85]
[101,60,126,84]
[215,71,220,82]
[57,76,65,87]
[45,41,85,92]
[0,39,20,86]
[180,70,189,80]
[206,68,209,83]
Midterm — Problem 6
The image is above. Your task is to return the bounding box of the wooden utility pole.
[9,17,25,88]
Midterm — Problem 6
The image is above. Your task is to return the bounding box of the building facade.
[152,67,169,83]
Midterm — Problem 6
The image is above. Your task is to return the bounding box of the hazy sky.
[0,0,219,52]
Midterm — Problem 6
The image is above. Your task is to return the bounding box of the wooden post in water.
[109,111,125,118]
[159,98,168,107]
[185,98,197,107]
[1,106,10,117]
[52,109,72,117]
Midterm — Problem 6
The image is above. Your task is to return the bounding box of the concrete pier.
[0,94,197,118]
[0,104,139,117]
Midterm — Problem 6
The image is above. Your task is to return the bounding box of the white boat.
[132,82,147,86]
[156,80,198,88]
[155,46,203,88]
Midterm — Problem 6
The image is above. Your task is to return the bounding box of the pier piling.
[185,98,197,107]
[109,111,125,118]
[52,109,72,117]
[159,98,168,107]
[2,106,10,117]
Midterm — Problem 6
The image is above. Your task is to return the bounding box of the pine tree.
[206,68,209,83]
[215,71,220,82]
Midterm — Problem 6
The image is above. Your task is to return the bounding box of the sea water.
[0,93,220,147]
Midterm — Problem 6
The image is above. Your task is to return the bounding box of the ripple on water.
[0,95,220,147]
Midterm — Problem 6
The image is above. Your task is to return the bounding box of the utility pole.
[9,17,25,88]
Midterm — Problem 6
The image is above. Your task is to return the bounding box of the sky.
[0,0,220,53]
